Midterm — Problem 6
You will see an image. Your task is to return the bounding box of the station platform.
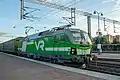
[0,52,120,80]
[92,53,120,59]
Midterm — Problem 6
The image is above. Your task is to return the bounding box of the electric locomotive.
[18,25,93,65]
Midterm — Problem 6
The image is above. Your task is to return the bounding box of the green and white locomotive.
[19,25,93,66]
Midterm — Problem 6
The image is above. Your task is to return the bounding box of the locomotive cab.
[70,29,92,55]
[71,29,92,45]
[68,28,93,64]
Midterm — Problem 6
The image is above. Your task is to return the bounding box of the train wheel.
[51,58,58,63]
[17,53,20,56]
[51,58,54,63]
[39,56,44,61]
[24,54,27,57]
[36,55,39,60]
[19,53,23,57]
[30,55,34,59]
[33,55,37,60]
[71,58,77,63]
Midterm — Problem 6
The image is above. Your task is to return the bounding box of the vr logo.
[34,40,44,51]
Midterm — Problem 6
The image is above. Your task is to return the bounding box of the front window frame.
[71,30,92,44]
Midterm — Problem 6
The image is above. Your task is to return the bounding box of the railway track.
[97,58,120,62]
[54,57,120,76]
[46,57,120,76]
[62,61,120,76]
[87,60,120,76]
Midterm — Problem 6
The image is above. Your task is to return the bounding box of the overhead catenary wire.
[24,0,65,25]
[34,0,78,20]
[105,8,120,15]
[26,0,86,26]
[85,0,120,16]
[23,0,120,34]
[83,0,105,11]
[25,0,120,26]
[38,0,85,20]
[28,0,85,26]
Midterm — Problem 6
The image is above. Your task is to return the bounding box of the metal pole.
[98,14,101,44]
[98,13,100,34]
[87,16,91,39]
[73,8,76,26]
[94,11,103,55]
[71,8,76,26]
[113,21,116,33]
[104,18,106,31]
[20,0,24,20]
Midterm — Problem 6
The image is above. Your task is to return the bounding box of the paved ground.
[0,52,103,80]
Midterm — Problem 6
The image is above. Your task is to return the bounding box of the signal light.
[72,48,75,51]
[70,48,77,55]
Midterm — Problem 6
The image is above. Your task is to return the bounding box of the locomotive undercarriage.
[18,52,92,67]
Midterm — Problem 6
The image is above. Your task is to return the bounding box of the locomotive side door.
[53,34,65,57]
[59,34,65,55]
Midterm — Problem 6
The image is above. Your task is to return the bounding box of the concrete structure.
[104,34,113,43]
[1,52,120,80]
[0,52,102,80]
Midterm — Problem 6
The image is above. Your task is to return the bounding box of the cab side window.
[60,34,65,41]
[60,34,69,41]
[65,34,69,41]
[54,35,59,42]
[54,34,69,42]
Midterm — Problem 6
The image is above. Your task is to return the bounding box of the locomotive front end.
[69,29,94,65]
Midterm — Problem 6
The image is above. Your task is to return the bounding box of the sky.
[0,0,120,42]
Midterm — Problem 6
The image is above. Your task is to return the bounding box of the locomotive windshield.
[71,30,91,44]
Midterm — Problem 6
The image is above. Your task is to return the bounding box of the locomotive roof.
[23,27,87,41]
[69,28,87,33]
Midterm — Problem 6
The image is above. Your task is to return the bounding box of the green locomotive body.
[19,26,93,64]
